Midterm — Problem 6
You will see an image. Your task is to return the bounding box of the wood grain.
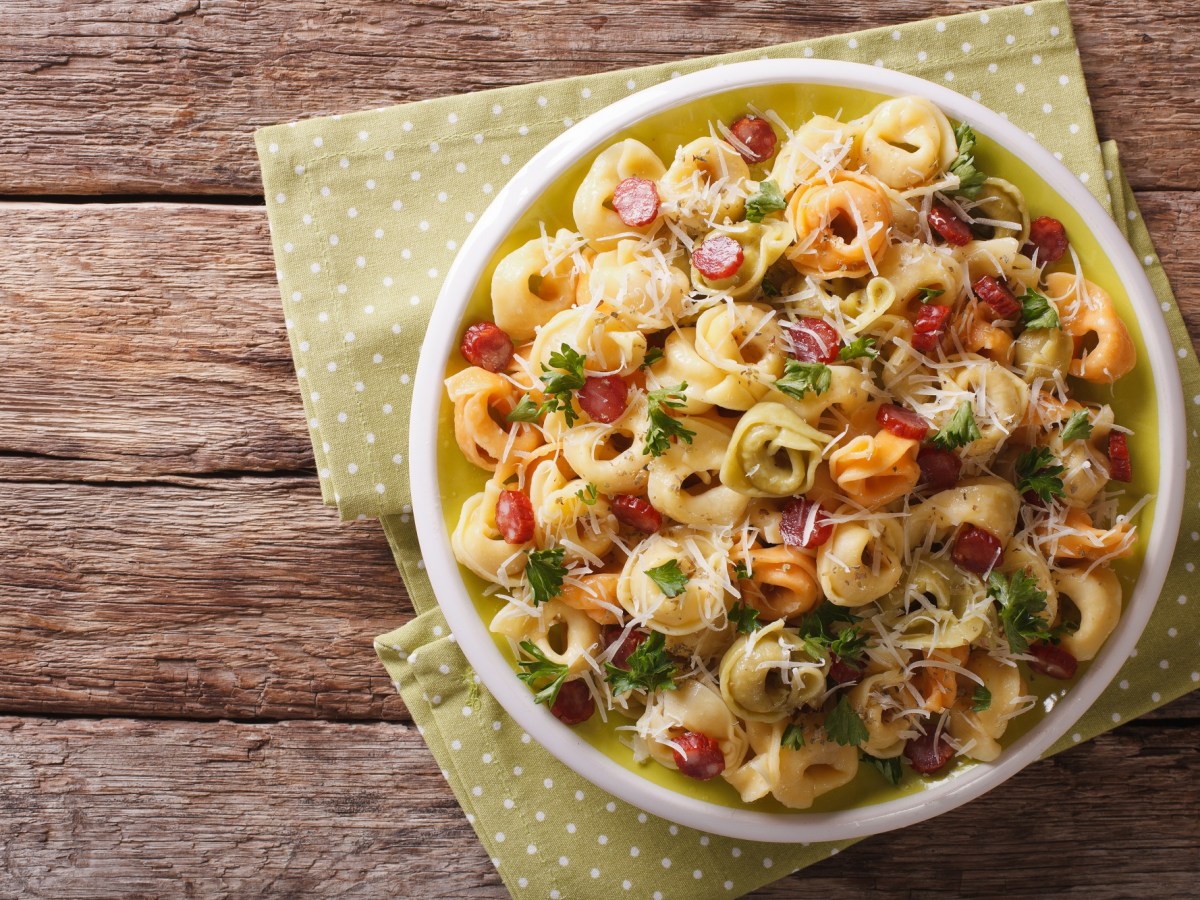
[0,716,1196,898]
[0,478,410,722]
[0,0,1197,196]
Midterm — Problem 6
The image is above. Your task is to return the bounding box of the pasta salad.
[443,95,1143,808]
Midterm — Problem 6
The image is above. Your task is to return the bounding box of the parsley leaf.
[988,569,1053,654]
[645,559,689,598]
[516,640,570,705]
[781,723,806,750]
[1016,446,1065,502]
[728,601,760,635]
[861,752,903,785]
[539,344,587,426]
[525,547,567,606]
[824,695,869,747]
[775,359,831,400]
[798,604,865,663]
[642,383,696,457]
[1019,288,1061,331]
[575,482,598,506]
[745,179,787,223]
[1060,410,1093,442]
[605,631,677,696]
[733,561,751,581]
[949,122,987,199]
[642,346,665,369]
[506,394,544,423]
[972,685,992,712]
[761,277,781,298]
[917,287,946,303]
[827,625,870,665]
[929,401,982,451]
[838,336,878,361]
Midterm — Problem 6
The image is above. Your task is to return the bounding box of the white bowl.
[410,59,1186,842]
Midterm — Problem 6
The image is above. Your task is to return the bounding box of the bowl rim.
[409,58,1186,842]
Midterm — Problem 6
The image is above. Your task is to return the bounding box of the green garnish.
[516,640,570,705]
[505,394,544,423]
[745,179,787,223]
[539,344,588,426]
[799,604,868,667]
[642,346,665,368]
[728,601,761,635]
[645,559,689,598]
[575,482,599,506]
[781,724,806,750]
[775,359,831,400]
[917,287,946,303]
[861,752,903,785]
[525,547,567,607]
[605,631,678,696]
[761,277,781,298]
[642,383,696,457]
[838,336,878,361]
[929,401,982,451]
[1016,446,1065,502]
[949,122,987,199]
[988,569,1053,654]
[824,695,869,747]
[1019,288,1061,331]
[972,685,993,712]
[733,561,751,581]
[1060,410,1093,442]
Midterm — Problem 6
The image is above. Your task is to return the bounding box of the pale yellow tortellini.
[491,229,591,342]
[817,512,905,607]
[587,239,690,330]
[490,599,601,677]
[839,276,897,334]
[648,416,750,527]
[1053,565,1122,661]
[720,401,829,498]
[725,718,859,808]
[859,96,957,190]
[526,453,616,562]
[451,478,529,584]
[443,366,543,472]
[1048,405,1114,508]
[880,556,990,651]
[719,620,826,723]
[659,137,752,231]
[1045,272,1137,383]
[618,529,733,635]
[560,397,650,495]
[871,314,927,397]
[847,669,921,758]
[572,139,666,249]
[944,356,1031,461]
[1012,327,1074,383]
[650,328,723,413]
[907,476,1023,550]
[877,239,965,314]
[770,114,859,197]
[692,302,787,408]
[636,679,748,773]
[529,304,646,376]
[690,220,796,300]
[969,177,1029,242]
[947,651,1027,762]
[954,237,1040,290]
[827,429,921,509]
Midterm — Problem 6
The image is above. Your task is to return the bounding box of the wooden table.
[2,2,1197,896]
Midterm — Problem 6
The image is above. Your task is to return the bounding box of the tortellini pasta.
[721,401,828,498]
[659,137,752,231]
[719,621,826,722]
[573,139,666,249]
[491,229,591,342]
[858,96,957,190]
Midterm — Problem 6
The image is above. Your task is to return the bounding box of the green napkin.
[256,1,1200,896]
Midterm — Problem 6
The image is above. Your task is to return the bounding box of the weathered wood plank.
[0,479,411,721]
[0,1,1196,196]
[0,717,1195,898]
[1,193,1196,479]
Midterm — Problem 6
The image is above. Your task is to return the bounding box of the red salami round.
[876,404,931,441]
[780,498,833,549]
[784,317,840,364]
[612,176,661,228]
[972,275,1021,320]
[460,321,514,372]
[692,235,744,280]
[729,115,778,163]
[671,731,726,781]
[577,375,629,424]
[951,525,1003,575]
[917,445,963,491]
[1107,431,1132,482]
[611,495,663,533]
[550,680,595,726]
[1025,216,1069,263]
[495,490,535,544]
[911,302,952,353]
[905,729,955,774]
[928,202,973,246]
[1028,642,1078,680]
[827,654,864,686]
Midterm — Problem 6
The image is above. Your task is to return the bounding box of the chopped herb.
[971,685,993,712]
[539,344,588,426]
[949,122,987,199]
[605,631,677,696]
[775,359,831,400]
[827,624,870,665]
[642,346,665,368]
[525,547,567,607]
[798,604,864,662]
[516,640,570,705]
[745,179,787,223]
[505,394,544,423]
[575,482,598,506]
[642,383,696,457]
[917,287,946,303]
[1019,288,1061,331]
[929,401,982,451]
[762,277,781,298]
[645,559,689,598]
[732,561,751,581]
[1060,410,1093,442]
[988,569,1053,654]
[861,752,903,785]
[781,723,806,750]
[838,336,878,361]
[1050,619,1080,642]
[824,695,869,747]
[1016,446,1065,502]
[728,601,761,635]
